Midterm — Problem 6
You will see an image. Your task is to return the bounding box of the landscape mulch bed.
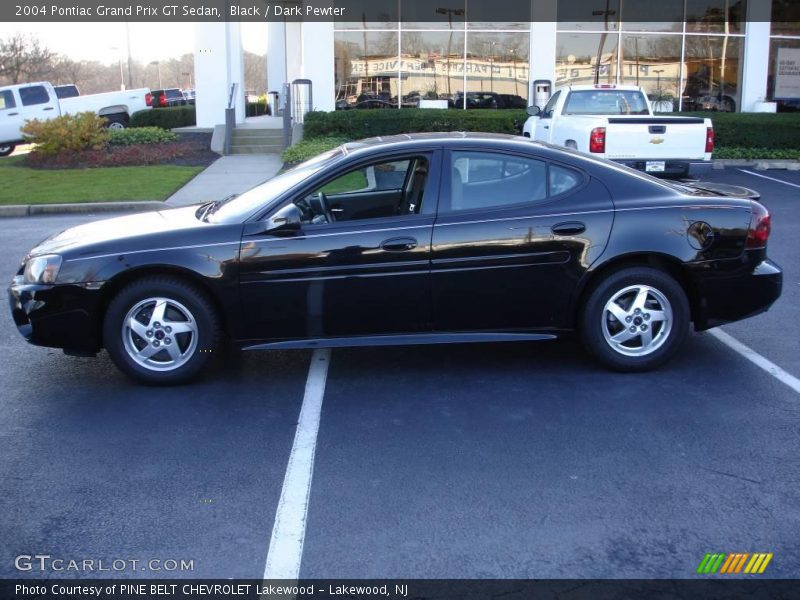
[23,133,218,170]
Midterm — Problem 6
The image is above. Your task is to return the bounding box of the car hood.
[29,205,206,257]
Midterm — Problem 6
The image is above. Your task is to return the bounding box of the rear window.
[563,90,649,115]
[20,85,50,106]
[55,85,79,99]
[165,89,183,99]
[0,90,15,110]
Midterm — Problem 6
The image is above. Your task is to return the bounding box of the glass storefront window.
[333,0,398,30]
[401,1,465,30]
[558,0,620,32]
[556,32,620,87]
[768,38,800,111]
[622,0,684,32]
[335,31,401,109]
[463,33,530,107]
[681,35,742,111]
[620,34,683,110]
[771,0,800,36]
[685,0,746,34]
[399,31,465,106]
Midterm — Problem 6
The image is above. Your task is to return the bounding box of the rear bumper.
[615,159,712,178]
[8,277,103,353]
[693,259,783,331]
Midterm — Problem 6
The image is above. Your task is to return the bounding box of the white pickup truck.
[522,85,713,177]
[0,81,153,156]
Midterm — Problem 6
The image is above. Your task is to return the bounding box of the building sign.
[775,47,800,99]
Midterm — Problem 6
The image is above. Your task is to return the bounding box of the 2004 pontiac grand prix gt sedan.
[9,133,782,384]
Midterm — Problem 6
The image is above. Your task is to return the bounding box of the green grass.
[0,156,202,204]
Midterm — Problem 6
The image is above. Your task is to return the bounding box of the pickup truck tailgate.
[603,117,708,160]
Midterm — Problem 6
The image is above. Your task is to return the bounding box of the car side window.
[541,90,560,118]
[448,152,547,212]
[295,156,429,225]
[549,164,582,196]
[0,90,16,110]
[19,85,50,106]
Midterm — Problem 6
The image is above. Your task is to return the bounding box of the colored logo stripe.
[699,552,773,574]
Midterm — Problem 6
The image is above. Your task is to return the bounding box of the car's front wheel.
[103,276,220,384]
[581,267,689,372]
[0,144,15,157]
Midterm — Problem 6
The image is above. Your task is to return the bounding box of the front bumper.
[693,258,783,331]
[8,276,104,353]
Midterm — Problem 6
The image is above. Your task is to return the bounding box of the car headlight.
[23,254,62,284]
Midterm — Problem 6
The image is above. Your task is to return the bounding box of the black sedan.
[9,134,782,384]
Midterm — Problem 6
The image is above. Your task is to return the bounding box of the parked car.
[9,133,781,384]
[151,88,186,107]
[0,81,152,156]
[522,84,714,178]
[53,84,80,99]
[451,91,527,109]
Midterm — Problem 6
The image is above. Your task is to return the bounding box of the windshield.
[206,147,344,223]
[563,90,650,115]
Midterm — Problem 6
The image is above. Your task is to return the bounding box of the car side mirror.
[265,203,301,235]
[527,105,541,117]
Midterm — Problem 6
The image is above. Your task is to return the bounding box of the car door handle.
[42,107,55,111]
[330,207,344,214]
[551,222,586,236]
[7,112,19,116]
[381,237,417,251]
[543,125,550,129]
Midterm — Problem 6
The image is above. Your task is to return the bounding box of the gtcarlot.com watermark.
[15,554,194,573]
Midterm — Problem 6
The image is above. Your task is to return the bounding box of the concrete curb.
[0,201,164,218]
[713,159,800,171]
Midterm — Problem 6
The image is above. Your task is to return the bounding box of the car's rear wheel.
[103,276,219,384]
[580,267,689,372]
[104,114,128,129]
[0,144,15,157]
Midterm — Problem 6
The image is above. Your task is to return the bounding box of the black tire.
[104,114,128,129]
[580,267,690,372]
[103,276,220,385]
[0,144,15,157]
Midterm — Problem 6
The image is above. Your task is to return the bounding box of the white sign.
[775,47,800,99]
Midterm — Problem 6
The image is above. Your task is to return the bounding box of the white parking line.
[709,329,800,395]
[263,348,331,580]
[739,169,800,190]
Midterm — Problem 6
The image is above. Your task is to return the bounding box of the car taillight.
[160,95,167,107]
[589,127,606,153]
[746,201,771,249]
[145,92,152,107]
[705,127,715,153]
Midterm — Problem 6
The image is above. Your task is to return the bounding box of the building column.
[267,21,287,95]
[740,1,772,111]
[194,22,245,128]
[301,22,336,112]
[530,0,558,105]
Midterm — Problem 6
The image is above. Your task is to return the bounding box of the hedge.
[303,108,527,139]
[661,112,800,150]
[130,106,197,129]
[108,127,177,146]
[282,136,349,165]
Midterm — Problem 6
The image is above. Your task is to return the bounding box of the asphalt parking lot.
[1,167,798,580]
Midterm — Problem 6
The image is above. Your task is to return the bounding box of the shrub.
[303,108,527,140]
[659,112,800,150]
[22,112,109,156]
[130,106,196,129]
[712,147,800,160]
[23,141,201,169]
[282,136,348,164]
[108,127,178,146]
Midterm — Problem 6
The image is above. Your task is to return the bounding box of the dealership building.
[193,0,800,127]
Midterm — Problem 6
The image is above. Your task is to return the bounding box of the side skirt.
[242,332,558,351]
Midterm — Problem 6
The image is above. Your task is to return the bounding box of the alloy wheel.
[121,297,198,372]
[601,284,673,357]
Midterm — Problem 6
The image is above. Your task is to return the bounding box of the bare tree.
[0,33,57,84]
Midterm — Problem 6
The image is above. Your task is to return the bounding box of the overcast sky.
[0,22,268,63]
